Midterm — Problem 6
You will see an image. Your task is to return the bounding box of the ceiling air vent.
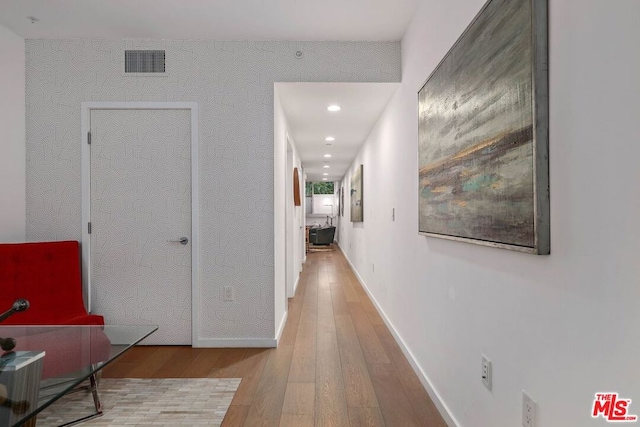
[125,50,166,73]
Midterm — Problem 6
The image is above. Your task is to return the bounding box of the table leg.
[56,373,103,427]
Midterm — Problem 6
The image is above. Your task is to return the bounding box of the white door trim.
[285,137,294,298]
[81,101,199,344]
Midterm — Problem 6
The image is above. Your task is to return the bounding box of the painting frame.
[293,167,301,206]
[350,165,363,222]
[417,0,549,254]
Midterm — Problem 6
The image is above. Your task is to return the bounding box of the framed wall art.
[293,167,301,206]
[417,0,549,254]
[350,165,363,222]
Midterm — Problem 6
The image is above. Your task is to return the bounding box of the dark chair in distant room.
[309,226,336,245]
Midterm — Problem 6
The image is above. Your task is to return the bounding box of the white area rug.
[36,378,241,426]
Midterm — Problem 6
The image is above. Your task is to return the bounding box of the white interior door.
[89,109,192,345]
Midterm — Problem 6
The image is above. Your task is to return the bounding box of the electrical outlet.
[522,391,536,427]
[223,286,234,302]
[481,355,492,391]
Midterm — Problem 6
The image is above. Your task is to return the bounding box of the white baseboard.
[293,275,300,295]
[193,293,289,349]
[337,243,460,427]
[275,309,288,345]
[193,338,277,348]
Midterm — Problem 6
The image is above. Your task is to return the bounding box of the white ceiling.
[0,0,417,40]
[0,1,411,186]
[277,83,399,182]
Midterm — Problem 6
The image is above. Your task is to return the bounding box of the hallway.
[104,249,446,426]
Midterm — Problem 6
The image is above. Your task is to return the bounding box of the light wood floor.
[103,249,446,427]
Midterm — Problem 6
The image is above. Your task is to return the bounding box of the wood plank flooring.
[103,249,447,427]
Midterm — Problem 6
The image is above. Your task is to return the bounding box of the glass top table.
[0,324,157,427]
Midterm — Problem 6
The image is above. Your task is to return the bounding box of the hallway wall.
[274,87,305,337]
[338,0,640,425]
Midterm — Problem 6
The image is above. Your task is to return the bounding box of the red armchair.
[0,241,103,325]
[0,241,109,380]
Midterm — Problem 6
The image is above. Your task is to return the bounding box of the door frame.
[285,138,294,298]
[81,101,199,343]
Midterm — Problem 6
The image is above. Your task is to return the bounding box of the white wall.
[305,183,339,227]
[338,1,640,426]
[274,87,305,337]
[311,194,336,216]
[0,25,25,242]
[274,89,288,338]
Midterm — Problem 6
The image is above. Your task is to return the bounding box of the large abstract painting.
[418,0,549,254]
[351,165,363,222]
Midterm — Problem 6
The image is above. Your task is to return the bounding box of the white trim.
[274,91,285,343]
[193,311,289,348]
[336,243,461,427]
[293,274,300,295]
[80,106,91,311]
[285,135,294,299]
[275,309,288,345]
[81,101,199,346]
[194,338,278,348]
[189,103,201,347]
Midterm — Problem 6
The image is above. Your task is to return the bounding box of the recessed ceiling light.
[327,105,341,112]
[323,173,328,176]
[324,154,331,158]
[325,136,335,142]
[322,178,328,181]
[323,165,330,169]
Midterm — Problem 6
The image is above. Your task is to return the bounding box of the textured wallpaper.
[25,39,401,341]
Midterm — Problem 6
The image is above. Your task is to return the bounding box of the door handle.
[167,237,189,245]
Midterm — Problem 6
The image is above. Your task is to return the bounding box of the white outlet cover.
[481,355,492,391]
[522,391,536,427]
